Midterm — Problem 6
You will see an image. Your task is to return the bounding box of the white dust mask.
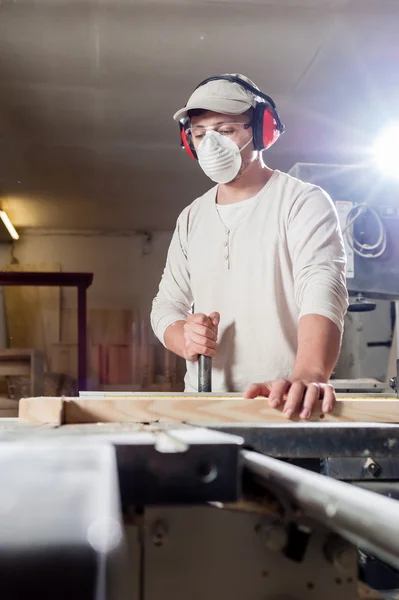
[196,130,253,184]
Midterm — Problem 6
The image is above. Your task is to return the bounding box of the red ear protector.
[179,75,285,160]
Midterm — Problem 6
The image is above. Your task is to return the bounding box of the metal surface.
[389,360,399,398]
[115,427,242,507]
[333,379,390,393]
[214,422,399,458]
[0,442,131,600]
[0,422,243,507]
[325,457,399,481]
[4,418,399,461]
[243,450,399,571]
[0,420,397,598]
[198,355,212,393]
[355,482,399,501]
[142,505,357,600]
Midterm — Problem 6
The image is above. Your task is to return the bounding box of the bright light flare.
[373,124,399,178]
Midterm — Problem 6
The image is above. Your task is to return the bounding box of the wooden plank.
[108,344,132,385]
[131,310,140,384]
[89,309,133,345]
[147,345,155,388]
[0,349,44,396]
[30,350,45,396]
[37,264,61,370]
[60,308,138,385]
[140,318,149,389]
[0,397,19,418]
[19,397,64,425]
[3,263,61,370]
[18,395,399,425]
[61,308,134,345]
[60,308,77,344]
[0,348,41,359]
[89,344,103,388]
[51,343,78,379]
[64,396,399,424]
[51,342,102,388]
[0,409,18,418]
[0,362,31,376]
[3,280,45,354]
[163,349,179,388]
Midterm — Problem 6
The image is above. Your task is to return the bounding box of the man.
[151,73,348,419]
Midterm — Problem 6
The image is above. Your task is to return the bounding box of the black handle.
[367,340,392,348]
[198,355,212,393]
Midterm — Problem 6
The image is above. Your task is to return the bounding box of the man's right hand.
[183,312,220,361]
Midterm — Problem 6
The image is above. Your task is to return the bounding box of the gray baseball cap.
[173,73,260,122]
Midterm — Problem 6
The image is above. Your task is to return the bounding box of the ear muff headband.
[179,75,285,158]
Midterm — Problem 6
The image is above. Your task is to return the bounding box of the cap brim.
[173,98,253,122]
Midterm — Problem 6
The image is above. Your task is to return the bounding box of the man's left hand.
[243,378,336,420]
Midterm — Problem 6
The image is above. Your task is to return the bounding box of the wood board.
[108,344,133,385]
[18,395,399,426]
[0,397,19,418]
[2,263,61,370]
[3,273,45,354]
[58,308,160,388]
[61,308,134,345]
[0,348,45,397]
[51,343,103,387]
[19,397,64,425]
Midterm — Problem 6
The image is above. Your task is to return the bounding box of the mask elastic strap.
[237,136,253,155]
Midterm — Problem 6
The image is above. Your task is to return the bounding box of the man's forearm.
[291,314,341,382]
[164,320,187,360]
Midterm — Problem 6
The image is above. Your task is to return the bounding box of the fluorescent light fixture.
[0,211,19,240]
[373,123,399,178]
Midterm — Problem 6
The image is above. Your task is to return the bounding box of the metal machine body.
[0,440,127,600]
[1,418,399,599]
[139,506,357,600]
[288,163,399,301]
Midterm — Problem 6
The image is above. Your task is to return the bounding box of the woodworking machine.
[2,359,399,600]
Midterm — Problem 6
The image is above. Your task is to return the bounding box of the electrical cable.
[342,203,387,259]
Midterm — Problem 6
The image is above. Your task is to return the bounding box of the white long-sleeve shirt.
[151,170,348,393]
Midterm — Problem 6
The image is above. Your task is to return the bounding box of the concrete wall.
[12,229,173,315]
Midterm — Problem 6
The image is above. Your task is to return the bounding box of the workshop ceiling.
[0,0,398,231]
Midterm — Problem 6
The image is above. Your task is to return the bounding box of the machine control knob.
[255,521,288,552]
